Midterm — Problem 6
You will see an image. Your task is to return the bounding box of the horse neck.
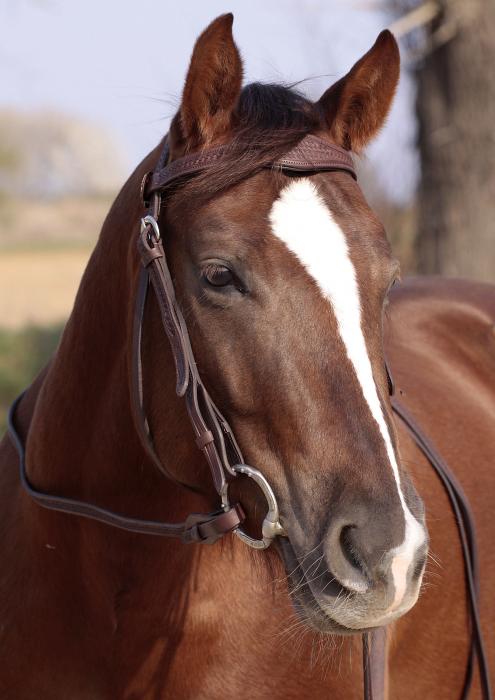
[18,156,279,674]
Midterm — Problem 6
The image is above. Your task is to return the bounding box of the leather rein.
[7,134,491,699]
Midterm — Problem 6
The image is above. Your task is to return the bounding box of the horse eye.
[203,264,234,288]
[386,276,400,298]
[383,276,400,314]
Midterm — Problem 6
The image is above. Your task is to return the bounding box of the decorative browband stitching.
[145,134,356,200]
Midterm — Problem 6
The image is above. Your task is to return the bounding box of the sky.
[0,0,418,204]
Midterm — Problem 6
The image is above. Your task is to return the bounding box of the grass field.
[0,247,91,329]
[0,193,109,430]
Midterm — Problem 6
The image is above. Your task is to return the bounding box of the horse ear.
[317,30,400,153]
[170,14,243,153]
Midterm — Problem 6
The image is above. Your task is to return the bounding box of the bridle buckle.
[140,215,161,244]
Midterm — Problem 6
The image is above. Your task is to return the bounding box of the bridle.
[7,133,491,699]
[132,133,358,548]
[8,133,356,549]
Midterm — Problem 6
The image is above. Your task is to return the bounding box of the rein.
[390,399,492,700]
[6,133,491,699]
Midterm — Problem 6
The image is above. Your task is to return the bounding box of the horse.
[1,13,493,699]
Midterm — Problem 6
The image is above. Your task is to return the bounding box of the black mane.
[176,82,320,201]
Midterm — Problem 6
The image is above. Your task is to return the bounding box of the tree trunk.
[416,0,495,281]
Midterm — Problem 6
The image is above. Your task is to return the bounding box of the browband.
[143,134,356,200]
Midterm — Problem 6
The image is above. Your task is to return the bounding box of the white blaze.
[269,180,425,609]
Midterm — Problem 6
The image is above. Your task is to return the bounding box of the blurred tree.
[415,0,495,281]
[0,109,125,199]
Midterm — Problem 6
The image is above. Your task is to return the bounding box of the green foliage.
[0,324,63,434]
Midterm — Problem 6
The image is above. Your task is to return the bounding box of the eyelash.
[203,263,233,286]
[202,263,248,294]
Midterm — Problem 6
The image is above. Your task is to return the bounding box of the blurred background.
[0,0,494,428]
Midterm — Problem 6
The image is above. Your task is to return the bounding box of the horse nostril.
[323,521,371,594]
[340,525,369,579]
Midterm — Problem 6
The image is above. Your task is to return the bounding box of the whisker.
[427,549,442,569]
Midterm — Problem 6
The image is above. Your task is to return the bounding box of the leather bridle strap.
[363,373,493,700]
[363,628,387,700]
[135,221,246,487]
[127,134,356,547]
[391,398,492,700]
[7,134,355,548]
[143,133,356,198]
[7,392,243,541]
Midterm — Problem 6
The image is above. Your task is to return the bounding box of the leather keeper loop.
[195,430,215,450]
[140,245,163,268]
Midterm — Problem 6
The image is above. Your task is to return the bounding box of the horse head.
[139,14,428,634]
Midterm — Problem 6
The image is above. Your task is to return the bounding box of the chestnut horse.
[1,14,494,699]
